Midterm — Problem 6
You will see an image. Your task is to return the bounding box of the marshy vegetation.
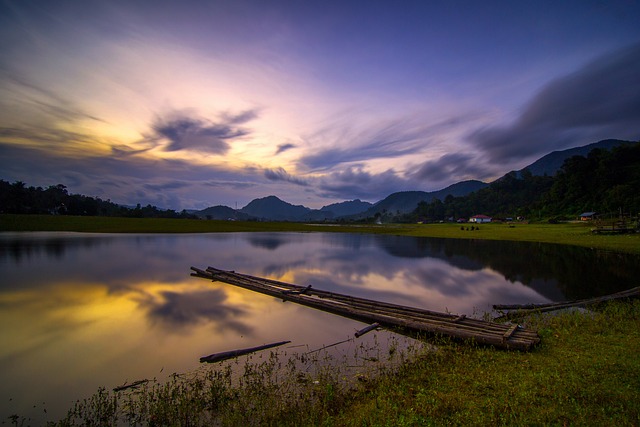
[49,335,426,426]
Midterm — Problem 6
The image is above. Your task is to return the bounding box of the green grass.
[2,214,639,255]
[331,302,640,426]
[43,301,640,426]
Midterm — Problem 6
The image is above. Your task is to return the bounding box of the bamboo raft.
[190,266,540,351]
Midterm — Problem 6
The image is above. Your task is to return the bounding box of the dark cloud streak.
[264,167,308,186]
[317,166,411,201]
[151,109,260,153]
[299,113,480,171]
[470,43,640,163]
[275,143,296,155]
[410,153,494,183]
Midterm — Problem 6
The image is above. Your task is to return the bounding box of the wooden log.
[200,340,291,364]
[355,323,380,337]
[502,324,519,341]
[282,285,312,295]
[494,286,640,321]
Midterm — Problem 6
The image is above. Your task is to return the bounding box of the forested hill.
[405,142,640,222]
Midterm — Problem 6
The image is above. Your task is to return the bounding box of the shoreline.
[2,214,639,255]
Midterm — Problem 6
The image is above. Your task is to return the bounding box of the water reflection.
[1,231,639,423]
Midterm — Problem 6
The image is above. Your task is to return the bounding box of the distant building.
[579,212,597,221]
[469,214,492,223]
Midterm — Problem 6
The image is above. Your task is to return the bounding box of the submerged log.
[200,340,291,364]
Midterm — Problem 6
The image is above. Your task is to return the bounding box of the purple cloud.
[318,166,411,201]
[275,143,296,155]
[152,109,259,153]
[264,167,308,186]
[409,152,495,184]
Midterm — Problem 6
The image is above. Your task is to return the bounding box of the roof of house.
[471,214,492,219]
[579,212,597,217]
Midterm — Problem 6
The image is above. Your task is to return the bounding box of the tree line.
[0,181,196,219]
[403,142,640,223]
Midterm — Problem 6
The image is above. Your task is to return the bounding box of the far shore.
[2,214,639,255]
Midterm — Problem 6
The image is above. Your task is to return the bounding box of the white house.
[469,214,492,223]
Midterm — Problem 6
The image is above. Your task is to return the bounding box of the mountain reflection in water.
[1,231,638,422]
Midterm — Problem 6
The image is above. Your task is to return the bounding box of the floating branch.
[113,379,149,392]
[200,340,291,364]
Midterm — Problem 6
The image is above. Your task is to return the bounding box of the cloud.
[469,43,640,163]
[143,181,192,192]
[151,109,259,153]
[222,109,260,124]
[275,142,296,155]
[299,117,430,171]
[264,167,308,186]
[142,289,253,334]
[409,152,495,184]
[0,69,105,124]
[298,113,483,171]
[0,126,105,149]
[317,166,411,201]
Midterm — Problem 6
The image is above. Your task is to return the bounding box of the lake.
[1,231,639,422]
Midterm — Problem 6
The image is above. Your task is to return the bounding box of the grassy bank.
[2,214,639,255]
[48,301,640,426]
[333,301,640,426]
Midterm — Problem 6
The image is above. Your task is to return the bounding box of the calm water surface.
[1,231,638,422]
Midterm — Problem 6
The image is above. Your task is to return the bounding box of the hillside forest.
[1,142,639,222]
[403,142,640,223]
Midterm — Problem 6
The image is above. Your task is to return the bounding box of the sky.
[1,0,639,210]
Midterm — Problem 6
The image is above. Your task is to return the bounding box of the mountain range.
[194,139,635,222]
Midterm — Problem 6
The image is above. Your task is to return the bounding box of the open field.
[1,214,639,255]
